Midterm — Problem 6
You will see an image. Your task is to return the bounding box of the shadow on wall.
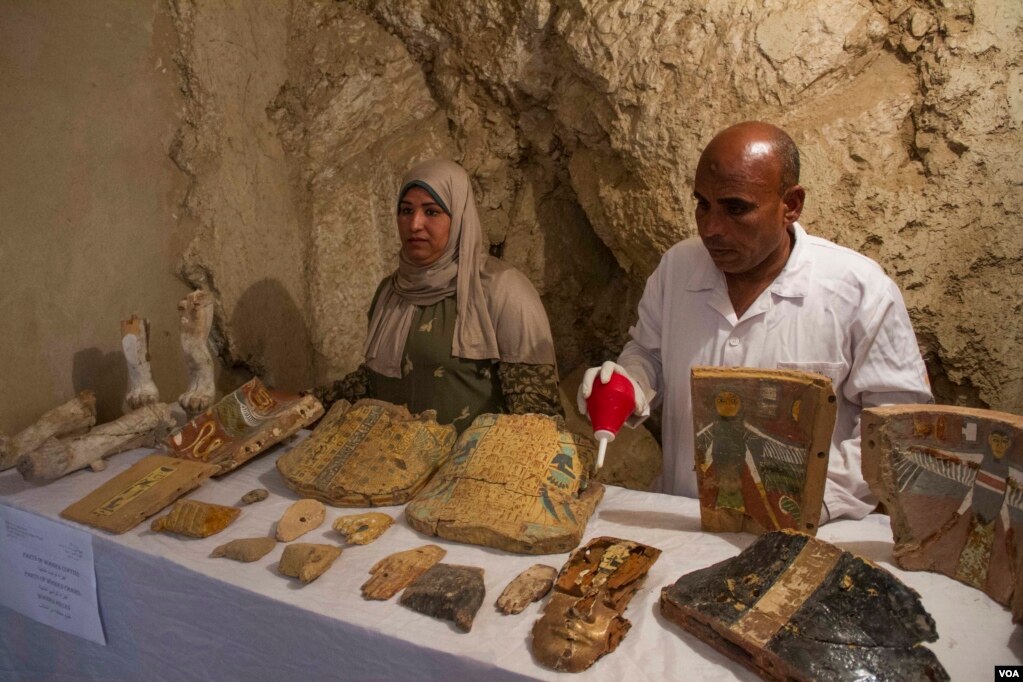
[226,278,314,393]
[72,348,128,425]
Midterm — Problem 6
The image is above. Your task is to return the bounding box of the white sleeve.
[824,280,933,522]
[616,261,666,425]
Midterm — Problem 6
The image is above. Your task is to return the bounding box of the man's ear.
[782,184,805,223]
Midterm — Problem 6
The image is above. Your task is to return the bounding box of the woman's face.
[398,186,451,266]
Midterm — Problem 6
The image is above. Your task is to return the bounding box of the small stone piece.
[399,563,486,632]
[210,537,277,562]
[333,512,394,545]
[240,488,269,506]
[275,498,326,542]
[150,499,240,538]
[278,543,342,583]
[362,544,446,601]
[496,564,557,615]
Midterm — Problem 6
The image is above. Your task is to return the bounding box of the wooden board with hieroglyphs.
[166,377,322,475]
[861,404,1023,622]
[691,367,836,535]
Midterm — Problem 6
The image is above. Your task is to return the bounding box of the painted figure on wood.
[861,405,1023,620]
[691,367,835,534]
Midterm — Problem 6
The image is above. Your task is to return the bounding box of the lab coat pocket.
[777,361,847,388]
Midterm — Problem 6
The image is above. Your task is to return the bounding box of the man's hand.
[577,361,650,419]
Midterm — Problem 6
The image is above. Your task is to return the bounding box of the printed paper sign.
[0,504,106,645]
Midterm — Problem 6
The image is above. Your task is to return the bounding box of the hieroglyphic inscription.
[93,465,176,516]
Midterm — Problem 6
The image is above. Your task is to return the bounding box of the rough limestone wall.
[350,0,1023,413]
[170,0,315,392]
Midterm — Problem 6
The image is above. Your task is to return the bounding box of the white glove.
[577,361,650,420]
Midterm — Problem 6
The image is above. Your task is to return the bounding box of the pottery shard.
[660,530,948,682]
[278,543,342,583]
[406,413,605,554]
[276,399,457,506]
[532,536,662,672]
[60,455,219,534]
[362,544,446,601]
[333,512,394,545]
[210,537,278,562]
[240,488,269,505]
[860,404,1023,622]
[150,499,241,538]
[166,377,324,475]
[400,563,486,632]
[275,498,326,542]
[496,564,557,615]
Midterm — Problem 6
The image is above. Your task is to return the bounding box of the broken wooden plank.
[496,564,557,615]
[361,544,446,601]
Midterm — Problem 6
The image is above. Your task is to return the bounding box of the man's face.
[694,137,802,276]
[398,186,452,266]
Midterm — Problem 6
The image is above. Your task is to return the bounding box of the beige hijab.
[363,159,555,378]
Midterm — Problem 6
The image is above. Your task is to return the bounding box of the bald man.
[579,122,932,522]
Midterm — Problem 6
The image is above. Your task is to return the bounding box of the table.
[1,434,1020,680]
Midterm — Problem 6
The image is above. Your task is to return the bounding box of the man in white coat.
[579,121,932,522]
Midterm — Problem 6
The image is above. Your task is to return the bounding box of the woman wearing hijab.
[314,158,562,432]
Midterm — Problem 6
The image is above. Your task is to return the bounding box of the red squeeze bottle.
[585,371,636,471]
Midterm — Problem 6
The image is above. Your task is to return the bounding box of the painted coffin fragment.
[150,499,240,538]
[405,413,605,554]
[691,367,836,535]
[276,399,456,506]
[660,530,948,682]
[399,563,486,632]
[361,544,446,601]
[60,455,219,533]
[532,536,661,672]
[166,377,323,475]
[861,404,1023,621]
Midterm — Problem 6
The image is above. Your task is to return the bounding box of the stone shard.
[406,413,605,554]
[60,454,219,534]
[275,498,326,542]
[399,563,486,632]
[691,367,835,536]
[496,564,557,615]
[276,399,457,506]
[166,377,323,475]
[278,542,342,583]
[19,402,176,481]
[0,391,97,471]
[532,536,662,672]
[332,512,394,545]
[210,537,278,562]
[861,404,1023,622]
[240,488,269,506]
[150,499,240,538]
[660,530,948,682]
[121,315,160,411]
[362,544,446,601]
[177,290,216,417]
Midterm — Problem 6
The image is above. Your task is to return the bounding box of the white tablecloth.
[1,433,1020,681]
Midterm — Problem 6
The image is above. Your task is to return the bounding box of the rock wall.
[170,0,1023,414]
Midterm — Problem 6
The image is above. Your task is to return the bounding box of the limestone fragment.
[0,391,97,471]
[60,454,219,533]
[399,563,485,632]
[240,488,269,505]
[405,413,604,554]
[121,315,160,411]
[278,543,342,583]
[361,544,446,601]
[332,512,394,545]
[211,537,278,562]
[496,564,557,615]
[276,399,457,506]
[150,499,240,538]
[861,404,1023,622]
[275,498,326,542]
[532,537,662,672]
[19,402,175,481]
[660,530,948,681]
[691,367,835,536]
[166,377,323,475]
[177,290,216,416]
